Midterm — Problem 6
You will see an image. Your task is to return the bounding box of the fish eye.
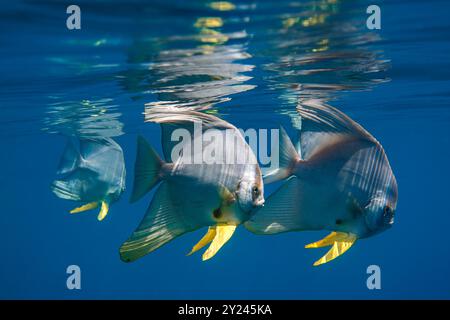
[252,186,260,200]
[384,205,392,215]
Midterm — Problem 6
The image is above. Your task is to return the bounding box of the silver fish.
[51,137,126,221]
[245,100,398,266]
[120,107,264,262]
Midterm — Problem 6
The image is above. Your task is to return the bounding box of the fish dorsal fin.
[56,137,121,172]
[78,137,125,182]
[144,106,254,165]
[144,106,235,130]
[79,137,119,160]
[56,138,80,175]
[297,100,396,196]
[296,99,378,161]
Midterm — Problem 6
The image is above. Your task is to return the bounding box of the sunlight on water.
[0,0,398,138]
[1,0,450,299]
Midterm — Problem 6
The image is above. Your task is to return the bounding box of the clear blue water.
[1,0,450,299]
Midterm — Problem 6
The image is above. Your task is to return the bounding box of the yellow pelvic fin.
[187,227,217,256]
[70,202,99,214]
[305,232,349,248]
[305,232,357,266]
[202,225,237,261]
[97,201,109,221]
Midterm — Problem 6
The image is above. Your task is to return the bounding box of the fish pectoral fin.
[307,232,357,266]
[70,202,99,214]
[202,225,237,261]
[187,227,217,256]
[97,201,109,221]
[218,184,236,205]
[305,231,349,248]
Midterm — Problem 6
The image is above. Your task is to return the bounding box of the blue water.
[1,0,450,299]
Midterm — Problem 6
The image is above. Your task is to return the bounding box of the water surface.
[1,0,449,299]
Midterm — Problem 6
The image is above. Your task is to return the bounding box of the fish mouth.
[364,212,392,235]
[254,198,265,207]
[383,206,395,226]
[240,198,264,218]
[384,213,395,226]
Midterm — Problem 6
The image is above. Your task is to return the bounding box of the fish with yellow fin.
[51,137,126,221]
[245,100,398,266]
[119,107,264,262]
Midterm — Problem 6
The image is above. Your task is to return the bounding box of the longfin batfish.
[245,100,397,266]
[120,107,264,262]
[51,137,125,221]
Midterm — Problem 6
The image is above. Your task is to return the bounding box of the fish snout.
[383,205,395,226]
[364,203,395,236]
[254,198,265,207]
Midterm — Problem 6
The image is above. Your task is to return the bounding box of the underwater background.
[1,0,450,299]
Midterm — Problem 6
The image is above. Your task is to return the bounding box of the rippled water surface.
[1,0,450,298]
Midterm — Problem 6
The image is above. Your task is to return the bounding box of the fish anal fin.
[70,202,99,214]
[187,227,217,256]
[202,225,237,261]
[244,176,301,235]
[120,182,198,263]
